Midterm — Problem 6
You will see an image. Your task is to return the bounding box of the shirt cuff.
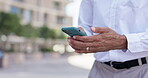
[124,33,143,53]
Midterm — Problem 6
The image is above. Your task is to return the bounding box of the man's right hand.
[67,27,127,53]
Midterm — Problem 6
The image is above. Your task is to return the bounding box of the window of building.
[43,13,48,25]
[54,2,61,10]
[10,6,19,14]
[23,10,32,23]
[10,6,23,18]
[57,16,66,25]
[12,0,24,2]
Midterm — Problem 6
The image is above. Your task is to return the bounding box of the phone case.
[61,27,87,37]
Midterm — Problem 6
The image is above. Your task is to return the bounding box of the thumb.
[78,27,86,34]
[91,27,110,33]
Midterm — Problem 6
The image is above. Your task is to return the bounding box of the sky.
[66,0,82,27]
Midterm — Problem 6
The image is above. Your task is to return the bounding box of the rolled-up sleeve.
[125,28,148,53]
[78,0,93,36]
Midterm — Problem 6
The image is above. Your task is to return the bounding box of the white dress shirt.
[78,0,148,62]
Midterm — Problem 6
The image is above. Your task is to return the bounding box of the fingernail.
[73,36,76,39]
[68,37,70,39]
[91,27,96,31]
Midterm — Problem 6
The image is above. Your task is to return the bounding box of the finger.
[75,50,94,53]
[67,37,72,43]
[73,35,101,42]
[69,38,89,49]
[78,27,86,34]
[76,47,108,53]
[91,27,111,33]
[69,39,104,51]
[90,47,108,52]
[70,45,81,50]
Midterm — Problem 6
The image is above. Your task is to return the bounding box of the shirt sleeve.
[78,0,93,36]
[124,28,148,53]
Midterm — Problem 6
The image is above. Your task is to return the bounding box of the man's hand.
[68,27,127,53]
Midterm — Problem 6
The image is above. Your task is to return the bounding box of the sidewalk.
[0,54,92,78]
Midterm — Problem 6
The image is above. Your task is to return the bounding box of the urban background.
[0,0,94,78]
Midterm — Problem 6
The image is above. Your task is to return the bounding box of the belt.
[104,57,148,69]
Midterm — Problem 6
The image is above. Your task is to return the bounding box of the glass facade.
[12,0,24,2]
[10,6,22,15]
[4,0,72,28]
[57,16,66,25]
[43,13,48,25]
[10,6,18,14]
[23,10,32,23]
[10,6,32,23]
[54,2,61,10]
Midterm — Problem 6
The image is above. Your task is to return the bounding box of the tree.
[57,33,66,39]
[0,12,21,35]
[39,26,56,39]
[17,24,39,38]
[54,29,66,39]
[0,12,66,39]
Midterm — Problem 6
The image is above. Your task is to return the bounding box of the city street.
[0,54,93,78]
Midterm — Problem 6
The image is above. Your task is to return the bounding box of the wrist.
[119,35,128,49]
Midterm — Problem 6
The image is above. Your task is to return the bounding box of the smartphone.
[61,27,87,37]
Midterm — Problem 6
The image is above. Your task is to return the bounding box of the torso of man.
[79,0,148,62]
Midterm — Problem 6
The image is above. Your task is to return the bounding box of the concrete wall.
[0,0,72,29]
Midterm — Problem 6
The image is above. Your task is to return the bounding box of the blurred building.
[0,0,72,29]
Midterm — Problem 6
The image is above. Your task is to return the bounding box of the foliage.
[54,30,67,39]
[39,26,53,39]
[39,26,65,39]
[17,24,39,38]
[40,47,53,52]
[0,12,21,35]
[0,12,67,39]
[4,48,15,53]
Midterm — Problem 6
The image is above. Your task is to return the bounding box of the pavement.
[0,54,94,78]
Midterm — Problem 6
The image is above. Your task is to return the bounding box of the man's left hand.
[68,27,127,53]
